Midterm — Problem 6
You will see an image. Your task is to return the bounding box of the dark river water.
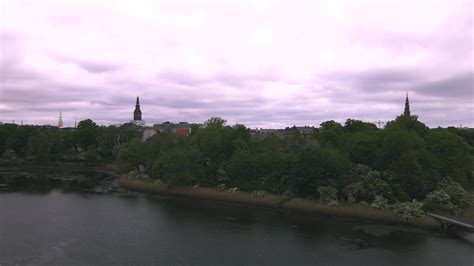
[0,168,473,265]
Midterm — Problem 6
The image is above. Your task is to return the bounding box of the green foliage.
[2,113,473,215]
[393,200,424,223]
[129,170,153,182]
[371,195,389,209]
[27,132,52,163]
[377,128,439,199]
[385,115,429,136]
[0,120,140,165]
[436,177,471,211]
[343,170,394,203]
[317,186,338,204]
[77,119,99,149]
[292,147,352,197]
[152,147,203,186]
[116,138,146,173]
[0,149,19,164]
[425,129,473,184]
[78,115,474,214]
[424,189,457,214]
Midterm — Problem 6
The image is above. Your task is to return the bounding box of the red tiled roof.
[176,129,190,135]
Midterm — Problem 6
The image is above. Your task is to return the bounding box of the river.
[0,168,473,265]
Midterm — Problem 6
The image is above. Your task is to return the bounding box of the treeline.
[116,116,474,215]
[1,114,473,215]
[0,119,140,164]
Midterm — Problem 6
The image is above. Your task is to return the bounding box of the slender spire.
[134,96,142,121]
[58,111,63,128]
[403,92,411,117]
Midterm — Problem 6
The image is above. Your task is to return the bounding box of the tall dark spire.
[404,93,410,117]
[134,96,142,121]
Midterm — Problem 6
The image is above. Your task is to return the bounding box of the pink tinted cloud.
[0,0,472,127]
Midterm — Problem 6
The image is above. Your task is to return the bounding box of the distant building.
[132,96,145,127]
[122,96,145,127]
[58,112,63,128]
[250,125,315,139]
[143,128,160,141]
[403,93,411,118]
[142,122,194,141]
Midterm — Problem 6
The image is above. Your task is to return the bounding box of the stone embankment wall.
[119,175,441,230]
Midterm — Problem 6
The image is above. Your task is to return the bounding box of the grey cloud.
[77,61,121,73]
[413,72,473,99]
[156,69,281,88]
[157,70,209,86]
[322,68,423,92]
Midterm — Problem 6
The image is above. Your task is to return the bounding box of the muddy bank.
[119,175,442,230]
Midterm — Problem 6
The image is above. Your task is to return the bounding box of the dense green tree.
[77,119,99,149]
[425,129,473,184]
[27,132,52,163]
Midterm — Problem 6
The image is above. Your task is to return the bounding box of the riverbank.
[119,174,443,230]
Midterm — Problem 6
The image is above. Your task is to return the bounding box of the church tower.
[131,96,145,126]
[403,93,411,117]
[58,112,63,128]
[134,96,142,121]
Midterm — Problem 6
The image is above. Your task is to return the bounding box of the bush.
[423,177,473,215]
[129,170,153,182]
[371,195,389,209]
[343,170,394,203]
[393,200,424,223]
[251,190,266,198]
[0,149,19,164]
[437,177,471,209]
[318,186,338,205]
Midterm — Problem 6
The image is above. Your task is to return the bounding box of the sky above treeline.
[0,0,472,128]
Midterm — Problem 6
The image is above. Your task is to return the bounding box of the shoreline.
[118,174,443,230]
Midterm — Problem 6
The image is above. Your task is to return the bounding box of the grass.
[119,175,444,230]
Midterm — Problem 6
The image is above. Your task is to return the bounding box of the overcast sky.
[0,0,472,128]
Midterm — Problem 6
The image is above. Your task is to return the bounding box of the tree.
[385,115,428,136]
[425,129,473,185]
[152,147,203,186]
[318,186,338,204]
[27,132,52,164]
[291,147,352,197]
[316,120,346,148]
[77,119,99,149]
[115,138,146,173]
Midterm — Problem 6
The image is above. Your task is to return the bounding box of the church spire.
[403,92,411,117]
[133,96,142,121]
[58,111,63,128]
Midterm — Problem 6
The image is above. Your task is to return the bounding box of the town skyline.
[0,91,471,129]
[1,0,472,128]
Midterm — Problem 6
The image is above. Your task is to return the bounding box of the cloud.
[0,0,472,128]
[414,73,474,99]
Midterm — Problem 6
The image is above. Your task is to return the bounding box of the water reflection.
[0,168,473,265]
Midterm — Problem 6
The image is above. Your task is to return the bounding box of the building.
[403,93,411,118]
[142,121,194,141]
[58,112,63,128]
[250,125,315,139]
[132,96,145,126]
